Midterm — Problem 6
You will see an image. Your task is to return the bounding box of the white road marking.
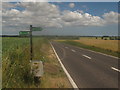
[50,42,79,89]
[82,55,91,59]
[71,49,76,52]
[111,67,120,72]
[75,47,119,59]
[65,47,68,49]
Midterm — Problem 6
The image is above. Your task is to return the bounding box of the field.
[2,37,71,88]
[75,37,119,52]
[57,37,120,57]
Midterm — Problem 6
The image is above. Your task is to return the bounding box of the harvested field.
[74,38,119,52]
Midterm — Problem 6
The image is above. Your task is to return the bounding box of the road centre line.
[71,49,76,52]
[74,46,118,59]
[82,55,91,59]
[65,47,68,48]
[111,67,120,72]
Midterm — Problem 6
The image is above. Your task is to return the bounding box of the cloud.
[3,0,48,2]
[2,2,119,33]
[102,11,119,24]
[76,10,84,14]
[69,3,75,8]
[2,2,16,9]
[61,10,105,26]
[2,2,62,28]
[21,0,48,2]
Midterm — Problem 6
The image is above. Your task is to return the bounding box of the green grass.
[2,37,71,88]
[2,37,32,88]
[59,40,120,58]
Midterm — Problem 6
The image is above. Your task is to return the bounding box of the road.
[51,41,119,88]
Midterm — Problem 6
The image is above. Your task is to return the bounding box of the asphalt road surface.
[51,41,119,88]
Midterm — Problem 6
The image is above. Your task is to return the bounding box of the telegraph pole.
[30,25,33,60]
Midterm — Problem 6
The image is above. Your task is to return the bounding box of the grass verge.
[58,40,120,58]
[2,37,72,88]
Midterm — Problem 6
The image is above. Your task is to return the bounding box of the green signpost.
[19,31,30,36]
[19,25,44,81]
[32,27,43,31]
[19,25,43,60]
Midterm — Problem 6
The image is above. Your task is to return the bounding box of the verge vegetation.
[58,39,119,58]
[2,37,71,88]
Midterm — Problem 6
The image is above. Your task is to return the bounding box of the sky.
[2,2,119,36]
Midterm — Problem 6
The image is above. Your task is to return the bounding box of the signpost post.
[29,25,43,61]
[19,25,44,85]
[19,26,43,60]
[30,25,33,60]
[29,25,44,84]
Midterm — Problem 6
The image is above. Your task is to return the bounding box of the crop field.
[74,37,119,52]
[2,37,71,88]
[57,37,120,57]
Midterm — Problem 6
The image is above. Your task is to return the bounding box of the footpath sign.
[19,31,30,36]
[32,27,43,31]
[19,25,44,83]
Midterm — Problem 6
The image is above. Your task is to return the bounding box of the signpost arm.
[30,25,33,60]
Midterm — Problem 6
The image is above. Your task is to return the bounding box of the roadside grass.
[2,37,32,88]
[2,37,71,88]
[58,40,120,58]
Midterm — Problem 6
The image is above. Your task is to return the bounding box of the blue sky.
[52,2,118,16]
[2,2,119,36]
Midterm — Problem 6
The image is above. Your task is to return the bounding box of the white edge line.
[74,46,119,59]
[111,67,120,72]
[50,42,79,89]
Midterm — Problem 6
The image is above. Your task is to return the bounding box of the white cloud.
[61,10,105,26]
[2,2,119,33]
[2,2,62,28]
[102,11,119,24]
[3,0,48,2]
[62,11,83,22]
[76,10,84,14]
[2,2,16,9]
[69,3,75,8]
